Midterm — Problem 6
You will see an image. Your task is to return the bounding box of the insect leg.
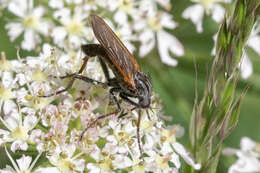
[41,55,90,97]
[42,44,107,97]
[80,87,122,140]
[137,109,144,159]
[80,110,119,140]
[72,74,107,88]
[98,57,119,87]
[98,57,110,81]
[82,44,119,86]
[110,87,122,112]
[119,93,144,157]
[119,92,139,107]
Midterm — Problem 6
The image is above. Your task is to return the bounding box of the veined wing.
[89,15,141,89]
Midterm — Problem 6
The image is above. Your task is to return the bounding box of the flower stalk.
[190,0,260,172]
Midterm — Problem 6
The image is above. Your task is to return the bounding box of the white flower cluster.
[0,48,200,172]
[3,0,184,66]
[223,137,260,173]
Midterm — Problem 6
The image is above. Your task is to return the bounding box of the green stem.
[190,0,260,172]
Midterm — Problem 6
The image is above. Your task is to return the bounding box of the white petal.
[16,73,27,86]
[51,27,67,45]
[0,129,11,145]
[4,101,19,129]
[29,129,42,143]
[223,0,232,3]
[5,23,24,41]
[247,35,260,55]
[8,0,27,18]
[172,142,201,170]
[228,154,260,173]
[74,159,85,171]
[99,126,109,138]
[182,4,204,33]
[114,10,128,25]
[87,163,100,173]
[32,6,45,18]
[16,155,32,171]
[135,47,147,59]
[0,165,16,173]
[211,4,225,23]
[161,12,178,29]
[161,143,173,154]
[11,140,28,152]
[171,152,181,168]
[89,145,101,161]
[23,115,37,130]
[41,43,52,57]
[54,8,71,25]
[106,135,118,145]
[34,167,60,173]
[211,33,218,55]
[64,144,76,157]
[73,6,88,21]
[133,19,147,32]
[113,155,132,169]
[239,53,253,79]
[138,30,155,57]
[157,30,184,66]
[156,0,170,7]
[66,0,83,4]
[108,119,118,129]
[107,0,118,11]
[2,71,14,87]
[49,0,64,8]
[37,21,51,36]
[240,137,256,151]
[69,35,82,48]
[21,30,40,51]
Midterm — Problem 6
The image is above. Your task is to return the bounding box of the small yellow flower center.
[160,129,176,143]
[19,170,31,173]
[32,69,47,82]
[12,126,29,141]
[57,158,75,173]
[23,16,38,29]
[132,159,146,173]
[26,95,50,110]
[118,0,133,12]
[164,3,172,11]
[141,120,155,132]
[99,158,114,171]
[148,16,162,32]
[156,155,170,170]
[0,85,14,100]
[200,0,219,9]
[66,20,83,35]
[115,130,131,145]
[84,0,95,4]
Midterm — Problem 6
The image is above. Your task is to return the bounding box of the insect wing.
[89,15,141,89]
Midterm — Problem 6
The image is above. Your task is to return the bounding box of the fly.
[42,14,152,156]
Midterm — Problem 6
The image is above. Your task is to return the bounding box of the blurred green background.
[0,0,260,172]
